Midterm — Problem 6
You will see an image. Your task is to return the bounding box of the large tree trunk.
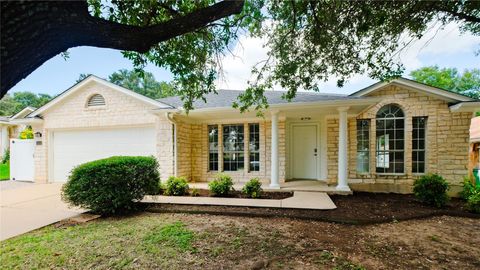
[0,0,244,98]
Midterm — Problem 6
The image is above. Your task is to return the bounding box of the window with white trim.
[223,124,244,171]
[412,117,427,174]
[375,104,405,174]
[87,94,106,107]
[356,119,370,173]
[208,125,219,171]
[249,123,260,172]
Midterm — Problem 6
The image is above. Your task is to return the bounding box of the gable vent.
[87,94,106,107]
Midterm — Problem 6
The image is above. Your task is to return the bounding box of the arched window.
[375,104,405,173]
[87,94,106,107]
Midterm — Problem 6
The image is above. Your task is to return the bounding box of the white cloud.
[217,22,480,94]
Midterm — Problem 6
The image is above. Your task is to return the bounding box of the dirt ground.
[177,214,480,269]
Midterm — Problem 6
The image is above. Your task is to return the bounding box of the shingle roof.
[157,89,362,109]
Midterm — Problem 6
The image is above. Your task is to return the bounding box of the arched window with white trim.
[375,104,405,174]
[87,94,106,107]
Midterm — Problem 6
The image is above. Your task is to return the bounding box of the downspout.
[166,112,178,177]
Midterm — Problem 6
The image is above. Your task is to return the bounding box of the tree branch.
[0,0,245,97]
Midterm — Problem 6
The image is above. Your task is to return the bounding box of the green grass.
[0,214,197,269]
[0,162,9,180]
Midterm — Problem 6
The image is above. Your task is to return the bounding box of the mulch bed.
[145,192,479,224]
[191,189,293,200]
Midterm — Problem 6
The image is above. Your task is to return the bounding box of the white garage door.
[52,126,156,182]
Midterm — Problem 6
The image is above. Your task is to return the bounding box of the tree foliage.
[410,66,480,99]
[0,92,52,116]
[108,69,176,99]
[2,1,479,112]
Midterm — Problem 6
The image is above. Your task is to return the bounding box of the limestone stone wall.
[329,85,473,194]
[175,120,286,184]
[31,81,173,183]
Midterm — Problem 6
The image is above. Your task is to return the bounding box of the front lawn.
[0,162,9,180]
[1,212,479,269]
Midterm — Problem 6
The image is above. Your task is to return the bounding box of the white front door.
[51,126,156,182]
[292,125,317,179]
[10,139,35,182]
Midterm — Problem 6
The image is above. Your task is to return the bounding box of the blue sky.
[8,23,480,96]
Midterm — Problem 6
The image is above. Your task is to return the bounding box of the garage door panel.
[52,127,156,182]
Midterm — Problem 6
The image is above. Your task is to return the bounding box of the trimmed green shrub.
[208,173,234,196]
[460,177,477,200]
[164,176,189,196]
[413,174,450,208]
[461,177,480,213]
[242,178,263,198]
[62,156,160,215]
[466,192,480,213]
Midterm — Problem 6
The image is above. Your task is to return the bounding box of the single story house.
[11,75,480,194]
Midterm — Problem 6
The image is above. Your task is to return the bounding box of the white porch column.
[336,107,351,191]
[270,110,280,189]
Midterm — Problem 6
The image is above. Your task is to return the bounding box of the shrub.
[413,174,450,208]
[191,188,199,197]
[242,178,263,198]
[208,173,234,196]
[1,148,9,164]
[460,177,477,200]
[62,156,160,215]
[19,126,34,139]
[164,176,189,196]
[460,177,480,213]
[466,192,480,213]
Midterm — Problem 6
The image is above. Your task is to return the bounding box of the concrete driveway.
[0,181,85,241]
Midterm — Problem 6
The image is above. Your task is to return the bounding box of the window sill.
[376,173,406,176]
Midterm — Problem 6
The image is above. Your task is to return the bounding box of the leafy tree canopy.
[78,69,176,99]
[0,92,52,116]
[108,69,176,99]
[410,66,480,99]
[87,0,479,112]
[2,1,479,112]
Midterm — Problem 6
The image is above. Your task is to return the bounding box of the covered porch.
[166,96,379,192]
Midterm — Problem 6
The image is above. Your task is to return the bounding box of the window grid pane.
[356,119,370,173]
[375,104,405,174]
[249,123,260,172]
[223,124,244,171]
[412,117,427,173]
[208,125,219,171]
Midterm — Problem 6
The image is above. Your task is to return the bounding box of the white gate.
[10,139,35,182]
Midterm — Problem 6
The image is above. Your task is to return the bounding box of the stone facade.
[331,85,473,194]
[174,119,286,184]
[28,80,474,195]
[31,81,172,183]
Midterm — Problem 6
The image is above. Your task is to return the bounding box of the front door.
[292,125,317,179]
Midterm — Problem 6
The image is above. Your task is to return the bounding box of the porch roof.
[157,89,364,109]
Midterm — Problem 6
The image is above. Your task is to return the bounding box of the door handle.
[314,148,317,156]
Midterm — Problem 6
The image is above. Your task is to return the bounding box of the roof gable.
[10,106,36,120]
[349,77,475,102]
[29,75,172,117]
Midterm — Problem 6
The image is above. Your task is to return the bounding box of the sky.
[8,22,480,96]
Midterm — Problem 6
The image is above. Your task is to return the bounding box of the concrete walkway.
[143,191,336,210]
[0,182,85,241]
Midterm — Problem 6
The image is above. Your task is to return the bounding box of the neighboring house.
[10,75,480,194]
[0,107,36,157]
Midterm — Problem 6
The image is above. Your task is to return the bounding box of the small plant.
[208,173,234,196]
[1,148,9,164]
[19,126,34,139]
[413,173,450,208]
[460,177,477,200]
[190,188,199,197]
[461,177,480,213]
[242,178,263,198]
[466,192,480,213]
[62,156,160,215]
[164,176,189,196]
